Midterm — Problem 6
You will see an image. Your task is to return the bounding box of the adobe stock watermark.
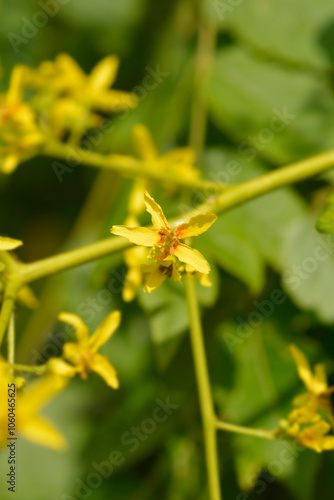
[223,233,334,354]
[7,0,70,54]
[223,288,287,354]
[238,107,296,162]
[212,0,243,21]
[61,397,179,500]
[52,64,169,182]
[236,438,305,500]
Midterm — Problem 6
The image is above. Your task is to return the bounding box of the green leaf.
[221,0,334,71]
[209,47,334,164]
[316,190,334,234]
[200,148,305,292]
[281,212,334,323]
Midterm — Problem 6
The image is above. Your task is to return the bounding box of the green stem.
[0,280,21,346]
[21,235,131,283]
[6,363,46,374]
[184,274,221,500]
[43,140,224,193]
[17,148,334,285]
[216,420,275,440]
[8,314,15,377]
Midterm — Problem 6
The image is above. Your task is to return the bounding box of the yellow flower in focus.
[0,364,68,450]
[57,311,120,388]
[0,66,43,173]
[111,191,217,274]
[26,54,137,114]
[122,216,149,302]
[142,257,182,293]
[297,421,334,453]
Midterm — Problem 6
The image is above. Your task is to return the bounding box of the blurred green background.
[1,0,334,499]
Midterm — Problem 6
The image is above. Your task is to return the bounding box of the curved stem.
[184,274,221,500]
[43,140,225,193]
[17,147,334,285]
[216,420,275,440]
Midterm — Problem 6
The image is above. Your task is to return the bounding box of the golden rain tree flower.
[0,66,43,173]
[127,125,200,215]
[0,363,68,450]
[53,311,121,389]
[111,191,217,275]
[296,420,334,453]
[25,53,137,115]
[289,344,334,417]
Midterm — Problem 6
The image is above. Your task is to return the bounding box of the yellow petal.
[143,266,166,293]
[17,285,39,309]
[314,363,328,390]
[20,416,67,451]
[91,90,137,112]
[176,213,217,239]
[89,311,121,352]
[289,345,326,395]
[144,191,169,231]
[47,358,78,378]
[7,65,26,104]
[58,312,89,344]
[321,436,334,450]
[89,55,119,90]
[127,178,147,215]
[132,124,157,160]
[20,375,68,416]
[1,155,19,174]
[111,225,158,246]
[197,272,212,287]
[161,147,196,167]
[173,243,211,274]
[0,236,23,250]
[90,353,119,389]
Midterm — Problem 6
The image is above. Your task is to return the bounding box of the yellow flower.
[0,66,43,173]
[297,421,334,453]
[122,216,149,302]
[133,124,200,181]
[0,363,68,450]
[289,344,334,415]
[142,257,182,293]
[57,311,120,388]
[111,191,217,274]
[26,54,137,114]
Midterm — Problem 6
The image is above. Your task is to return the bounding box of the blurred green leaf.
[209,47,334,165]
[316,190,334,234]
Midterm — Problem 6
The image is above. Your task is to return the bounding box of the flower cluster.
[111,191,217,299]
[0,305,120,450]
[0,54,137,173]
[275,345,334,452]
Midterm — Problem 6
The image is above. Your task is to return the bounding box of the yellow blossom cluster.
[111,191,216,300]
[275,345,334,452]
[0,54,137,173]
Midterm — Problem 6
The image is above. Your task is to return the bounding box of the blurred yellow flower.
[128,124,200,214]
[0,66,43,173]
[111,191,217,274]
[57,311,120,388]
[289,344,334,416]
[0,363,68,450]
[26,54,137,114]
[297,421,334,453]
